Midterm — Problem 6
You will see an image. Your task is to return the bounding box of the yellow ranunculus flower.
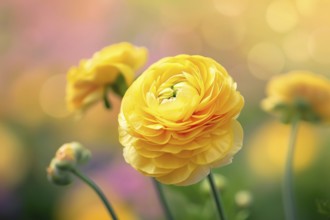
[118,55,244,186]
[262,71,330,123]
[66,42,148,114]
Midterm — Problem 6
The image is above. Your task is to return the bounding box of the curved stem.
[208,172,227,220]
[152,178,174,220]
[71,168,118,220]
[283,119,300,220]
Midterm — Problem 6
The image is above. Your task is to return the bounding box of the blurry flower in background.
[66,42,148,115]
[119,55,244,185]
[247,120,320,181]
[0,123,29,190]
[261,71,330,123]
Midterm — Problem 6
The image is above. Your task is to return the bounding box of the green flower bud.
[47,159,72,185]
[47,142,91,186]
[55,142,91,169]
[200,173,227,194]
[235,190,253,208]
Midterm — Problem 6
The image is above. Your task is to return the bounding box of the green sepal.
[103,86,112,110]
[103,73,129,110]
[273,98,321,124]
[110,73,129,98]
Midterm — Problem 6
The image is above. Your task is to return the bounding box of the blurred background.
[1,0,330,219]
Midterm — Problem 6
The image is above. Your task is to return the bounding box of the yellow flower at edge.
[119,55,244,186]
[261,71,330,123]
[66,42,148,114]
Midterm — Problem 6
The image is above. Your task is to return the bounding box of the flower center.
[158,84,181,104]
[149,77,200,121]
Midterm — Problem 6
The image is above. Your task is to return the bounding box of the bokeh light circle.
[282,30,310,62]
[308,28,330,64]
[247,42,285,80]
[295,0,319,16]
[39,74,70,118]
[266,0,299,33]
[213,0,248,17]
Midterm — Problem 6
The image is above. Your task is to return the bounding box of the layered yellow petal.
[119,55,244,186]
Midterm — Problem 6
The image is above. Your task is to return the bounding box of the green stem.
[70,168,118,220]
[208,172,227,220]
[152,178,174,220]
[103,86,112,109]
[283,118,300,220]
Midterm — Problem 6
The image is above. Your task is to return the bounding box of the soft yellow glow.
[9,68,51,126]
[213,0,248,17]
[282,30,310,62]
[295,0,319,16]
[247,42,285,79]
[266,1,299,33]
[0,124,28,189]
[308,28,330,64]
[40,74,70,118]
[247,121,320,181]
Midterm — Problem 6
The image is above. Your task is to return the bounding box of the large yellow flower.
[118,55,244,186]
[262,71,330,123]
[66,42,148,114]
